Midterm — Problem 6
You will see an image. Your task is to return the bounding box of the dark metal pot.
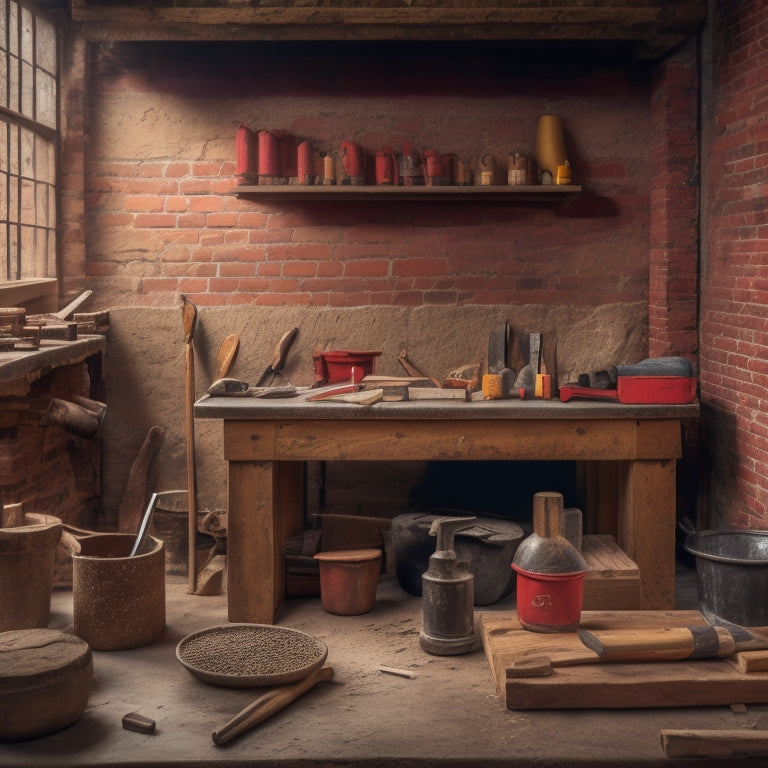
[684,529,768,626]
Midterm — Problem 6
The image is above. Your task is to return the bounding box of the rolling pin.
[578,624,768,662]
[212,666,334,746]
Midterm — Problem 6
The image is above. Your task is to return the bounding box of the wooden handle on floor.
[577,625,736,662]
[212,666,334,746]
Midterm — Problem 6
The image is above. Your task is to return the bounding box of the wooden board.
[581,534,640,610]
[480,610,768,710]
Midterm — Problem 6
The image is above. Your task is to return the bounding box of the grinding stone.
[0,628,92,741]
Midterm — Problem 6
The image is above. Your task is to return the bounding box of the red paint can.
[511,564,585,633]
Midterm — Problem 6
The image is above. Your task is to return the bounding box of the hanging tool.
[255,328,299,386]
[215,334,239,382]
[182,296,198,595]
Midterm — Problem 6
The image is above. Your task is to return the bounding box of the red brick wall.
[700,0,768,527]
[648,39,699,360]
[80,41,657,312]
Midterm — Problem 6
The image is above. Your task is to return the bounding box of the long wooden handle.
[185,341,198,594]
[577,626,736,662]
[212,666,334,746]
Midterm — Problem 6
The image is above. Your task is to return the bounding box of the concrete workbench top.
[2,570,765,768]
[0,336,105,387]
[195,392,701,421]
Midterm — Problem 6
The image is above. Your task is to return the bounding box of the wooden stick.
[660,729,768,759]
[212,666,334,746]
[182,296,198,594]
[378,665,417,679]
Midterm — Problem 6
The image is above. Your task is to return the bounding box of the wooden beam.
[69,1,707,57]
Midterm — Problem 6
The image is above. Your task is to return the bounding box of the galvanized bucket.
[684,529,768,626]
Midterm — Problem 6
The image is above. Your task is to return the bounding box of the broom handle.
[185,340,198,594]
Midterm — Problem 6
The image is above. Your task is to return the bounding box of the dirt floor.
[2,563,768,768]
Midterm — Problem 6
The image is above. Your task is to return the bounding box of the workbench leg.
[617,459,676,610]
[227,460,305,624]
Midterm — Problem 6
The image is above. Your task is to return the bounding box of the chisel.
[578,624,768,663]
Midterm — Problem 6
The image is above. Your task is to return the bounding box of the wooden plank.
[480,611,768,710]
[481,610,701,695]
[508,662,768,709]
[582,535,640,610]
[617,459,676,609]
[661,730,768,759]
[227,460,277,624]
[221,418,677,462]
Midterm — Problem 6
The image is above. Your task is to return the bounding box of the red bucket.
[511,564,585,633]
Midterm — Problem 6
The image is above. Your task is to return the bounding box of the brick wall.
[55,37,708,523]
[699,0,768,527]
[79,41,655,312]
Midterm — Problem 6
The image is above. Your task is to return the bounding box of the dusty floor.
[2,563,768,768]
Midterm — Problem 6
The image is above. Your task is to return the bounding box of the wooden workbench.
[194,394,699,624]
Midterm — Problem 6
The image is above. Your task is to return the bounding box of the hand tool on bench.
[182,296,199,594]
[397,347,440,388]
[578,622,768,662]
[255,327,298,386]
[513,332,540,397]
[212,666,334,746]
[206,378,297,398]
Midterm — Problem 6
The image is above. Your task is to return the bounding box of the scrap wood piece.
[736,650,768,673]
[660,729,768,759]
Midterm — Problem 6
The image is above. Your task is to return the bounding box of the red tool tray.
[617,376,697,404]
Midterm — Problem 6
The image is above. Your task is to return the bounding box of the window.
[0,0,57,286]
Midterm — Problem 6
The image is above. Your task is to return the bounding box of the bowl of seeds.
[176,624,328,687]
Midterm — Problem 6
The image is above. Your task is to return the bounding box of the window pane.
[20,60,32,116]
[19,125,33,177]
[36,70,55,128]
[8,1,17,57]
[36,16,55,74]
[0,2,7,47]
[20,5,31,65]
[8,54,18,112]
[20,177,33,225]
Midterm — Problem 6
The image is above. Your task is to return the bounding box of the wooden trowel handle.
[577,626,736,662]
[212,665,334,746]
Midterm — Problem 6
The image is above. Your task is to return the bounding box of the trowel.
[206,378,298,398]
[514,332,540,397]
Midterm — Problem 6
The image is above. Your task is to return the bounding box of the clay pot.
[314,549,381,615]
[73,533,165,651]
[0,513,62,631]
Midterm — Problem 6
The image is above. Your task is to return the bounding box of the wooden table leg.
[227,459,305,624]
[617,458,677,609]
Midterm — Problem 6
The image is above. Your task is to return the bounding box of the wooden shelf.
[233,183,582,202]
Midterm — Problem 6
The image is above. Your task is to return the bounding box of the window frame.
[0,0,60,311]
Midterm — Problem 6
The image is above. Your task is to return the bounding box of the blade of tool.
[255,327,299,386]
[487,321,508,375]
[513,332,540,396]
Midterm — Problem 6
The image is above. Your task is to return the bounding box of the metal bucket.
[684,529,768,626]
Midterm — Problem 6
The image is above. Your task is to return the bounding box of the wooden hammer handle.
[577,625,736,662]
[212,666,334,746]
